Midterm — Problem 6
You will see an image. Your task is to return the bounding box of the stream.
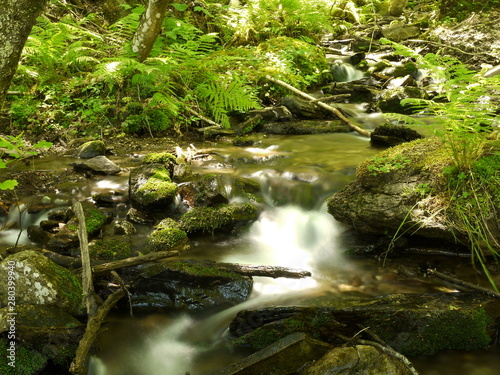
[1,132,499,374]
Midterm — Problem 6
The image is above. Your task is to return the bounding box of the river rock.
[280,96,329,119]
[212,332,332,375]
[377,86,427,114]
[129,163,178,212]
[113,219,136,235]
[382,22,420,42]
[179,202,260,235]
[301,345,412,375]
[228,292,498,356]
[71,155,121,175]
[0,250,83,316]
[371,123,423,146]
[123,259,253,311]
[178,174,230,208]
[76,140,106,158]
[261,120,350,135]
[145,218,188,252]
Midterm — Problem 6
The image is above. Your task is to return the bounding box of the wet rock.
[145,218,188,252]
[27,225,52,245]
[76,140,106,159]
[173,163,192,180]
[248,106,294,122]
[382,22,420,42]
[126,207,154,224]
[322,82,380,103]
[261,120,350,135]
[0,338,47,374]
[129,163,178,212]
[124,259,253,311]
[47,209,69,222]
[280,96,329,119]
[301,345,412,375]
[377,86,427,114]
[0,250,84,316]
[179,202,259,235]
[113,220,136,235]
[178,174,230,208]
[371,123,423,146]
[89,236,132,260]
[228,292,498,356]
[71,155,121,175]
[46,226,80,253]
[213,333,332,375]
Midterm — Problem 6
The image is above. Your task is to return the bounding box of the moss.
[48,260,84,316]
[0,339,47,374]
[136,166,178,205]
[146,227,188,252]
[89,237,131,260]
[179,202,259,234]
[232,326,284,350]
[143,152,176,164]
[166,260,247,280]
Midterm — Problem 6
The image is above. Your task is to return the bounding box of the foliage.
[440,0,500,22]
[366,154,410,175]
[0,134,52,190]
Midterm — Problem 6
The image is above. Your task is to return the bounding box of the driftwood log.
[266,75,371,137]
[195,260,312,279]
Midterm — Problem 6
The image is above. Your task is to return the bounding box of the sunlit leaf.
[0,180,18,190]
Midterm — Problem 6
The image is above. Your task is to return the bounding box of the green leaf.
[172,3,188,11]
[33,140,53,149]
[0,180,18,190]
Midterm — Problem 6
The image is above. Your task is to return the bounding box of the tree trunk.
[0,0,48,109]
[131,0,169,62]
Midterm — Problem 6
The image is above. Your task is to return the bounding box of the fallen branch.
[198,260,311,279]
[335,332,420,375]
[311,94,351,103]
[426,268,500,298]
[69,287,126,374]
[74,250,179,275]
[186,107,223,129]
[266,75,371,137]
[74,201,98,317]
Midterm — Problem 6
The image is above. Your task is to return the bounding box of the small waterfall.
[330,61,365,82]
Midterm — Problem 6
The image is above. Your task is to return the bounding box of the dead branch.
[74,201,98,317]
[197,260,311,278]
[74,250,179,275]
[69,287,126,374]
[311,94,351,103]
[426,268,500,298]
[266,75,371,137]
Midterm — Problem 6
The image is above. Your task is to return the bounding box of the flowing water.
[1,132,499,374]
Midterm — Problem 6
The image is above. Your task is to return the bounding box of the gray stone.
[382,23,420,42]
[76,140,106,158]
[113,220,136,235]
[301,345,412,375]
[0,251,83,316]
[72,155,121,175]
[213,333,332,375]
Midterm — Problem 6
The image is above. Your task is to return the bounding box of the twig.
[335,332,420,375]
[186,107,223,129]
[426,268,500,298]
[265,75,371,137]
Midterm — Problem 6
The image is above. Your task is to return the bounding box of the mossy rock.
[0,251,83,316]
[143,152,176,164]
[89,236,132,260]
[179,202,259,234]
[76,140,106,159]
[0,338,47,375]
[146,219,188,252]
[129,163,178,211]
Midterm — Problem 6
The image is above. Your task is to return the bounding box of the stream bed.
[1,132,499,375]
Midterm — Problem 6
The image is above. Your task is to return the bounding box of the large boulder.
[71,155,121,175]
[0,251,83,316]
[327,138,455,242]
[76,140,106,159]
[123,259,253,311]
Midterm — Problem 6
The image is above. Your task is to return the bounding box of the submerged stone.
[212,333,332,375]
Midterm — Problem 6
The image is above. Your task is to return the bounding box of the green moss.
[136,166,178,205]
[179,203,258,234]
[89,237,131,260]
[147,227,188,252]
[48,260,83,315]
[143,152,176,164]
[232,326,284,350]
[166,260,246,280]
[0,339,47,374]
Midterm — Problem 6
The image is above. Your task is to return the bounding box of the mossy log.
[197,260,312,279]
